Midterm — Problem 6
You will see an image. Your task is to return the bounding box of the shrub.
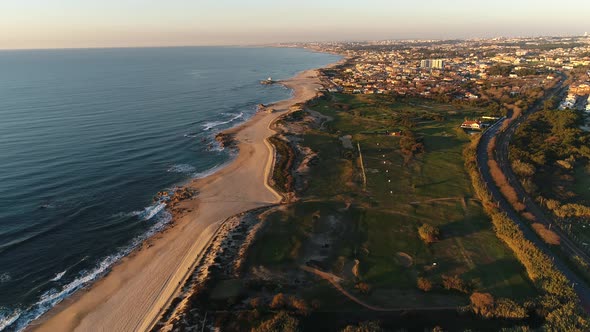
[268,136,295,194]
[442,274,470,293]
[270,293,286,309]
[250,297,263,309]
[416,277,433,292]
[494,298,527,319]
[288,296,309,315]
[531,223,560,245]
[521,212,536,222]
[418,224,440,244]
[470,292,527,319]
[341,321,384,332]
[545,199,561,211]
[555,203,590,218]
[253,311,299,332]
[417,277,433,292]
[470,292,495,318]
[355,282,371,294]
[488,159,525,212]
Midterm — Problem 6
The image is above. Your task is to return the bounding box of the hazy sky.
[1,0,589,49]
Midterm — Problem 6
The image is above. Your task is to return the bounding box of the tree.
[470,292,495,318]
[418,224,440,244]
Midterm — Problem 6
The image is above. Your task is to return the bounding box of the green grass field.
[244,93,536,309]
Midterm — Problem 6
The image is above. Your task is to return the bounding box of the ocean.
[0,46,340,331]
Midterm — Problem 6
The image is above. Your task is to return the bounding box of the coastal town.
[305,36,589,101]
[280,36,590,131]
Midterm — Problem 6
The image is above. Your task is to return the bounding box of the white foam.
[191,160,234,179]
[167,164,196,174]
[207,143,225,152]
[0,309,21,331]
[50,270,66,282]
[202,112,243,131]
[135,203,166,221]
[189,69,209,78]
[6,210,173,332]
[0,273,10,283]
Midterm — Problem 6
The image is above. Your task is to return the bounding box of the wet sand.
[30,67,328,332]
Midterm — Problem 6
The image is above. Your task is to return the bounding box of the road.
[476,75,590,312]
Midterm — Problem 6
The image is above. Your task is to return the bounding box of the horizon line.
[0,34,587,52]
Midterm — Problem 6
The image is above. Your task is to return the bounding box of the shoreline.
[28,58,341,332]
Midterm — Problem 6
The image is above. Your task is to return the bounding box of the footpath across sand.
[30,68,327,332]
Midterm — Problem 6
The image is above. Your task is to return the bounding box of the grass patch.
[243,94,536,310]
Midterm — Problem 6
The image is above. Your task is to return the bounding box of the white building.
[559,94,577,110]
[420,59,445,69]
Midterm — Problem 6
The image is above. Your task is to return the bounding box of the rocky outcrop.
[153,187,198,216]
[214,132,237,149]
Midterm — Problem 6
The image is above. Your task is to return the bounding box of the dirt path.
[300,266,456,312]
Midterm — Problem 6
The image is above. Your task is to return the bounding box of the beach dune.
[29,68,326,332]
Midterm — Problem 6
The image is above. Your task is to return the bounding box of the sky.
[1,0,589,49]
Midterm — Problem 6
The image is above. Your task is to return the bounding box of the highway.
[476,76,590,312]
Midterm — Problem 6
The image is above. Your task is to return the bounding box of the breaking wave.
[2,210,172,332]
[202,112,243,131]
[132,203,166,221]
[167,164,196,174]
[50,270,67,282]
[0,310,21,331]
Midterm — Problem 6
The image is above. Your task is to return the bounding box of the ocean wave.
[133,203,166,221]
[4,210,173,332]
[0,273,11,283]
[183,132,199,138]
[111,195,172,221]
[202,112,244,131]
[38,203,56,210]
[188,69,210,78]
[50,270,66,282]
[207,142,225,152]
[167,164,196,174]
[192,160,233,179]
[0,309,22,331]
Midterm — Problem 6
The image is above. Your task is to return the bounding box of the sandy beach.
[29,67,329,332]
